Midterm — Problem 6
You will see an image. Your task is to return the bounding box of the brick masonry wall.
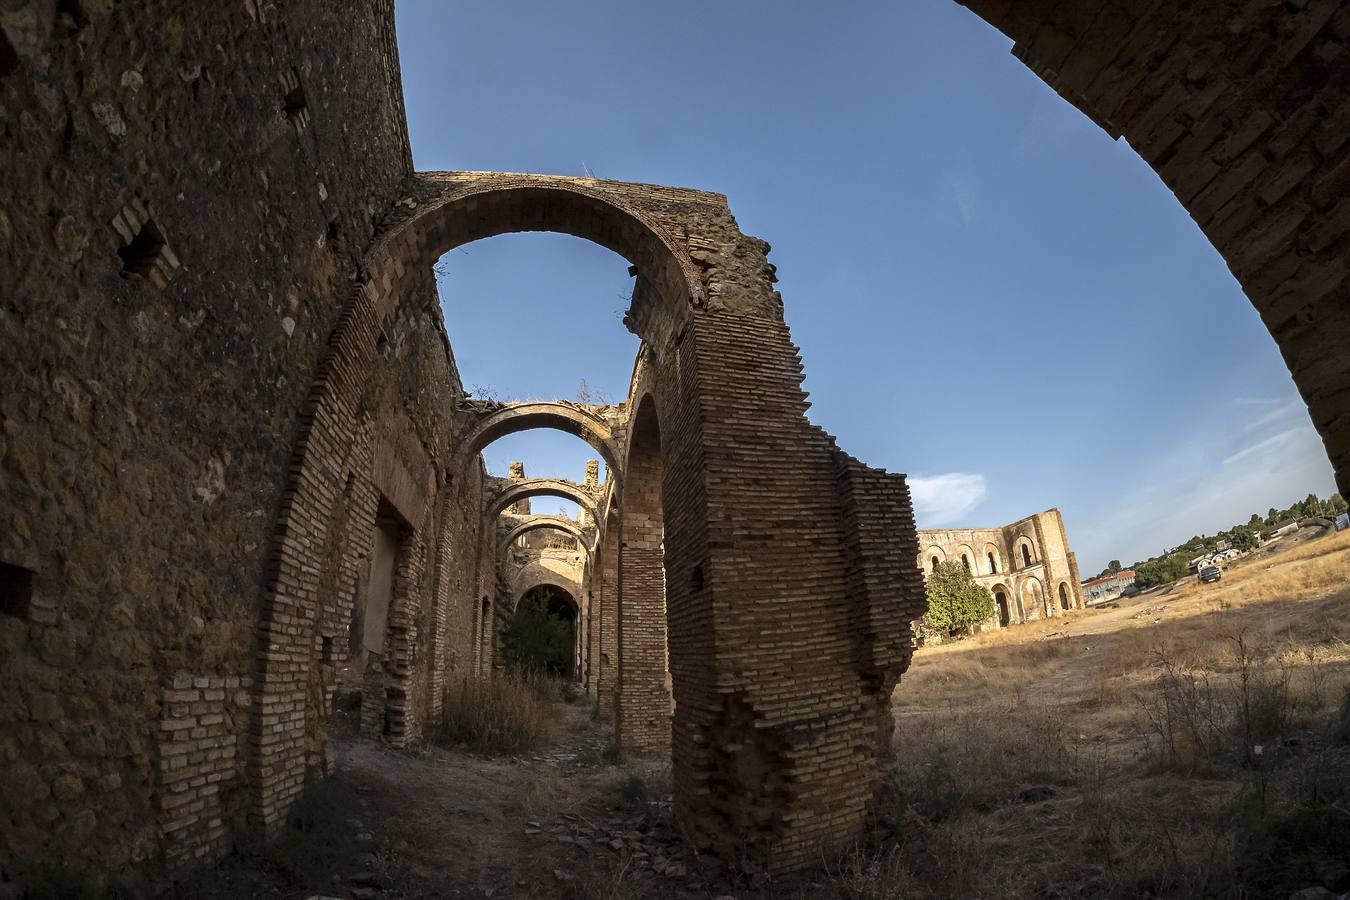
[957,0,1350,497]
[616,397,672,754]
[0,0,413,886]
[355,172,931,873]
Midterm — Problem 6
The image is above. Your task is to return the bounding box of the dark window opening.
[0,28,19,77]
[930,555,939,571]
[283,81,308,122]
[0,562,35,620]
[1021,544,1032,567]
[326,218,341,247]
[987,552,997,574]
[118,218,167,279]
[321,635,333,661]
[961,555,970,573]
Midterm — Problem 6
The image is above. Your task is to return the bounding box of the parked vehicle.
[1198,565,1222,584]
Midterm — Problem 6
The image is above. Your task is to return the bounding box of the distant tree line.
[1094,492,1347,589]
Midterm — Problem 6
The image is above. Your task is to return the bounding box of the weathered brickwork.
[918,509,1084,627]
[5,1,1348,889]
[0,0,416,887]
[157,673,252,870]
[957,0,1350,497]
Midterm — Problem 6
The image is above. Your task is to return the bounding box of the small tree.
[1231,527,1259,551]
[1331,493,1348,515]
[924,560,996,636]
[501,588,574,675]
[1107,559,1122,574]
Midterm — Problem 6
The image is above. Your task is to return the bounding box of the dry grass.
[436,670,560,754]
[848,529,1350,900]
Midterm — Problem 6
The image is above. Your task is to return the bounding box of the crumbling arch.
[1058,581,1071,611]
[484,478,598,523]
[259,169,925,872]
[498,516,587,554]
[458,401,624,479]
[510,563,583,612]
[364,173,706,351]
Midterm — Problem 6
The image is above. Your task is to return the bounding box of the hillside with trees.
[1095,492,1346,589]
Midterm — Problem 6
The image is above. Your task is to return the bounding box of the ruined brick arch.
[953,1,1350,496]
[498,516,587,554]
[457,401,625,480]
[256,167,928,871]
[924,545,948,571]
[510,568,582,612]
[364,173,706,350]
[955,542,977,573]
[485,478,598,523]
[1057,581,1072,611]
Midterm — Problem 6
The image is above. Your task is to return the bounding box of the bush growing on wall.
[924,560,996,635]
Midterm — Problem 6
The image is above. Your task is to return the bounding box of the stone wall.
[0,0,414,887]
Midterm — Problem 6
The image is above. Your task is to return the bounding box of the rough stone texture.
[917,509,1084,626]
[10,0,1345,888]
[956,0,1350,496]
[0,0,417,886]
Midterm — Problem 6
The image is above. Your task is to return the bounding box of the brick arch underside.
[956,0,1350,495]
[250,176,705,835]
[486,481,598,521]
[499,518,586,553]
[460,404,624,478]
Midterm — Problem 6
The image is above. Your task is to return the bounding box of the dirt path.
[334,703,617,898]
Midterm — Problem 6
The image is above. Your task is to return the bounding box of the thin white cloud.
[1074,420,1335,572]
[910,472,987,526]
[1222,426,1304,467]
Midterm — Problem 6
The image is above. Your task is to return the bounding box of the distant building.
[1081,570,1136,604]
[917,508,1084,629]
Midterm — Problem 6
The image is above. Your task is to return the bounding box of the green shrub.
[924,560,995,635]
[502,588,575,676]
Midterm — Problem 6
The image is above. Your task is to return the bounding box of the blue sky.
[396,0,1338,573]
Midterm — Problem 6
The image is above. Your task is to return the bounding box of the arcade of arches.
[2,0,1348,888]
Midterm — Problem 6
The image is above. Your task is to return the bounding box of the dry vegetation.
[436,669,568,755]
[190,530,1349,900]
[850,528,1350,899]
